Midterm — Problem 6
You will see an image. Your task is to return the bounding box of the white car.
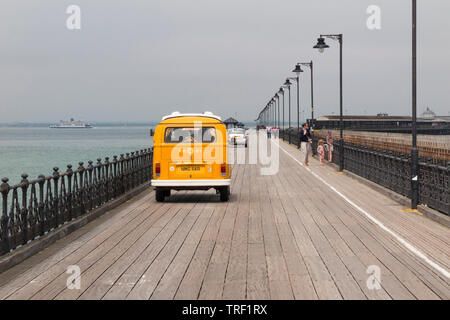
[228,128,248,147]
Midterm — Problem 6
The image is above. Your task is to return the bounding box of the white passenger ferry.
[49,118,93,129]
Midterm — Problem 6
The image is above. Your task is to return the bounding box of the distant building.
[223,117,239,129]
[421,107,436,120]
[312,110,450,135]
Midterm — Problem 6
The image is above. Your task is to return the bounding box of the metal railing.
[313,129,450,161]
[0,149,153,256]
[279,128,300,148]
[279,129,449,216]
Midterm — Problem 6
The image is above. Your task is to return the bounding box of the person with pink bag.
[326,131,334,162]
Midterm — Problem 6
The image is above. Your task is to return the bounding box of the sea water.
[0,126,153,185]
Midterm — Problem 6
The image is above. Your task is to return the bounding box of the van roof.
[162,111,222,122]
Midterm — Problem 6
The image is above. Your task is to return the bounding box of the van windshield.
[164,127,217,143]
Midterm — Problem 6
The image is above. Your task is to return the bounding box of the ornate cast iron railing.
[279,129,449,216]
[0,149,153,256]
[279,128,300,148]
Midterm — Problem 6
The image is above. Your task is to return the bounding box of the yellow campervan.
[151,112,231,202]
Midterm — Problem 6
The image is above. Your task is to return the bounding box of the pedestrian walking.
[266,125,272,139]
[326,130,334,162]
[317,139,325,165]
[299,123,312,166]
[272,126,278,138]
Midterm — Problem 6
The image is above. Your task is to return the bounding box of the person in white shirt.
[266,126,272,139]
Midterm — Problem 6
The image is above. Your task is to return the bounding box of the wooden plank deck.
[0,139,448,300]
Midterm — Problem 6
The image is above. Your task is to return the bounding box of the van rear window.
[164,127,217,143]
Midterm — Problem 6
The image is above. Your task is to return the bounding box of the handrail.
[0,148,153,255]
[278,129,449,216]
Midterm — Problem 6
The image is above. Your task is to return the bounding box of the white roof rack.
[162,111,222,121]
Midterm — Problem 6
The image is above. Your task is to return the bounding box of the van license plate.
[179,165,201,172]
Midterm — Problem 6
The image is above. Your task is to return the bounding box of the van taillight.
[221,164,226,177]
[155,163,161,177]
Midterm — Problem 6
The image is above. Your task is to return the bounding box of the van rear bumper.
[151,179,231,187]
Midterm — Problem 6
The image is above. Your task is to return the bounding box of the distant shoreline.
[0,121,256,128]
[0,122,159,128]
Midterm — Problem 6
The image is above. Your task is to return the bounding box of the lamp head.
[313,37,329,53]
[292,64,304,76]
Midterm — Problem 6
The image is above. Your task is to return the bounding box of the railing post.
[112,156,118,197]
[340,138,345,172]
[130,152,136,189]
[104,157,111,201]
[78,162,85,215]
[96,158,103,206]
[119,154,125,195]
[37,174,45,236]
[136,151,142,185]
[135,151,139,187]
[52,168,60,228]
[20,173,29,245]
[447,162,450,216]
[87,161,94,210]
[139,150,147,184]
[126,153,131,191]
[411,148,420,209]
[137,150,141,185]
[66,165,73,221]
[149,149,154,180]
[0,178,10,254]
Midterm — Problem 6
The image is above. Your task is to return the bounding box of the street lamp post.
[314,33,344,172]
[299,61,315,128]
[268,102,271,127]
[283,79,292,144]
[269,100,273,127]
[274,96,278,129]
[263,107,266,126]
[275,93,280,129]
[278,87,284,131]
[264,106,269,127]
[272,99,276,127]
[272,98,276,127]
[411,0,419,209]
[292,64,304,148]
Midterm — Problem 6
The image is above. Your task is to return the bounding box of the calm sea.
[0,126,153,185]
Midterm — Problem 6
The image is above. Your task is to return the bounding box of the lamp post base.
[339,139,344,172]
[411,147,419,209]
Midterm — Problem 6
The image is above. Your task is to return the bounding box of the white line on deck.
[275,141,450,280]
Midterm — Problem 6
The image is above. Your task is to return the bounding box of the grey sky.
[0,0,449,123]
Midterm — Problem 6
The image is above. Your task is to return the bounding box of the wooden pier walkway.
[0,140,448,300]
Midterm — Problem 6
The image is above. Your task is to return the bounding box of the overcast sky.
[0,0,449,123]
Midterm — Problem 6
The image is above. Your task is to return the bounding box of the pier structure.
[0,134,448,300]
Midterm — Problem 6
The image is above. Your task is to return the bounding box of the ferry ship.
[49,118,93,129]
